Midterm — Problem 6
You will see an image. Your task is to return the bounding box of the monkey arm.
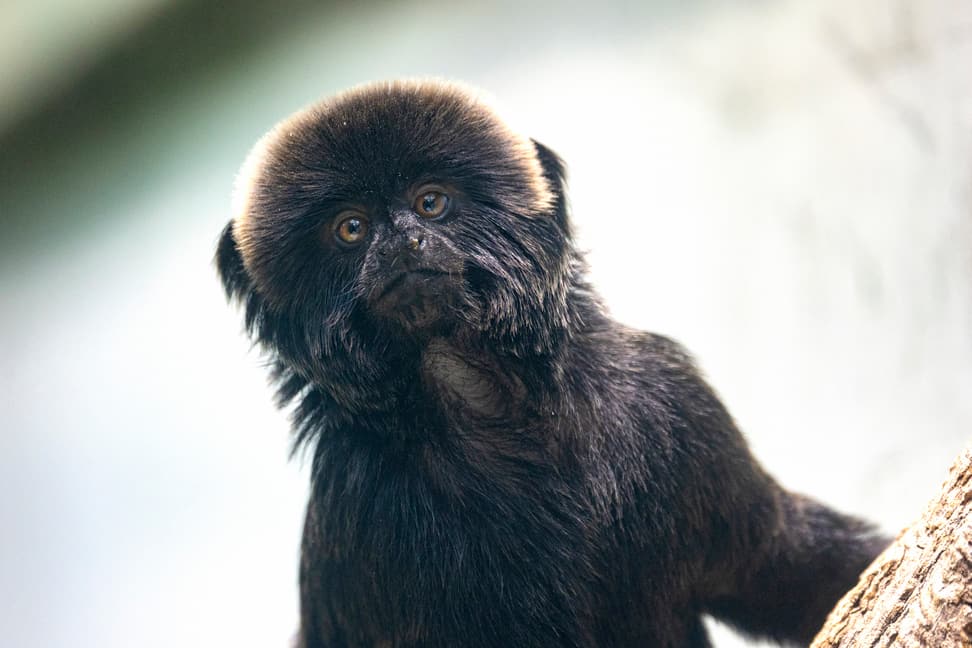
[701,488,890,645]
[637,334,889,645]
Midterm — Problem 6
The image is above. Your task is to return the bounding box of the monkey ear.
[531,139,570,232]
[215,220,253,301]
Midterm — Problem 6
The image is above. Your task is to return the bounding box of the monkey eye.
[413,188,451,220]
[334,212,369,245]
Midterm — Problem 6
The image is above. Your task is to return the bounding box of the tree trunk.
[811,446,972,647]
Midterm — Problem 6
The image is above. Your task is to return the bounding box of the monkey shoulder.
[577,325,768,507]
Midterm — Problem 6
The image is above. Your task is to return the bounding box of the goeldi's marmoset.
[216,80,889,647]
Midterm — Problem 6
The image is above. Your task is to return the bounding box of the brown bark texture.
[811,446,972,648]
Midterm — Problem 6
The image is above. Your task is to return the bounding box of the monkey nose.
[407,236,425,251]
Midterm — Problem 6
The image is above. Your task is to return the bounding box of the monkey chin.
[368,269,464,336]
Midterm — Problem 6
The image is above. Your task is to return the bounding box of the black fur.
[216,81,888,647]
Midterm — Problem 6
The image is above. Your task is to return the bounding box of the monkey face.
[217,81,576,396]
[346,186,466,332]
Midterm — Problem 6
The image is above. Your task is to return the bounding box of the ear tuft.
[531,140,570,233]
[215,220,252,301]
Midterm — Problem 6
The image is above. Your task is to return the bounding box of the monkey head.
[216,80,579,412]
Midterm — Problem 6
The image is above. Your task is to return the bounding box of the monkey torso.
[297,325,774,648]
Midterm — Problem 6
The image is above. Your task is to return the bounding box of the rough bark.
[811,446,972,648]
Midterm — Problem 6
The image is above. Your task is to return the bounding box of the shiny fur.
[216,80,888,647]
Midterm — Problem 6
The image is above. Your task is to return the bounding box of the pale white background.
[1,1,970,646]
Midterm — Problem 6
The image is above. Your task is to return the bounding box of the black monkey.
[216,80,888,647]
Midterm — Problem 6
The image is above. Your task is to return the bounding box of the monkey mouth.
[374,268,452,305]
[369,269,459,331]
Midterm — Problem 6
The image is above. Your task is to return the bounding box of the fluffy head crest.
[231,79,557,283]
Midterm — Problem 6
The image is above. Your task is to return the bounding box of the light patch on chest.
[422,339,512,418]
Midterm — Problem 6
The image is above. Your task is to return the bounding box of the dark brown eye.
[413,189,450,220]
[334,213,368,245]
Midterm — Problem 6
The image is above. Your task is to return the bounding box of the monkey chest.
[301,451,603,647]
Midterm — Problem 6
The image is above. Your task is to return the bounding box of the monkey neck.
[421,338,527,419]
[288,276,609,448]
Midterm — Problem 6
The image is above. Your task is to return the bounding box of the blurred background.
[1,0,970,646]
